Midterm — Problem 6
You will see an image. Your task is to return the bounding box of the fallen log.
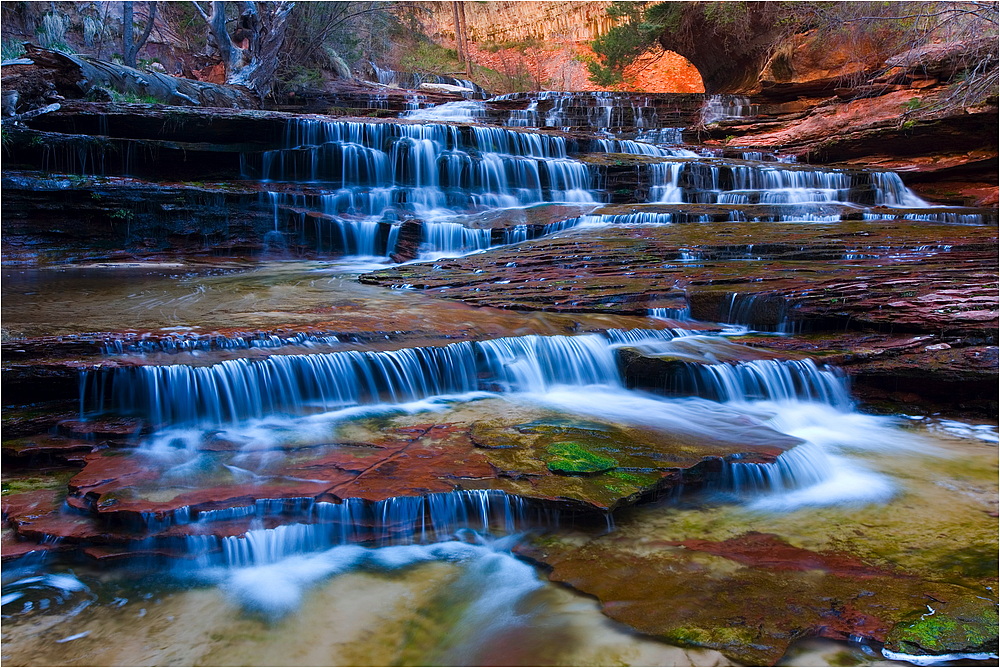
[12,44,256,110]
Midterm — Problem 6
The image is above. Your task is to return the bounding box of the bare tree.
[190,1,295,97]
[123,1,157,69]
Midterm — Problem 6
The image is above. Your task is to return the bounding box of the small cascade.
[402,100,487,122]
[124,491,569,568]
[248,119,596,214]
[723,292,794,332]
[499,216,581,246]
[86,333,629,424]
[699,95,758,124]
[262,191,399,257]
[493,91,667,132]
[578,212,701,226]
[101,332,341,355]
[592,138,698,158]
[476,334,621,393]
[718,443,830,496]
[635,127,685,145]
[649,306,692,321]
[868,172,928,206]
[87,329,855,427]
[605,328,690,345]
[421,222,493,256]
[212,490,554,566]
[369,62,488,98]
[636,160,927,208]
[649,162,684,202]
[863,211,990,225]
[678,359,852,407]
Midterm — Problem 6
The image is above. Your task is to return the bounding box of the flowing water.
[3,90,996,667]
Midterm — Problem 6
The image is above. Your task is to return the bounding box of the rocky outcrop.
[2,408,800,561]
[362,210,998,415]
[516,530,997,665]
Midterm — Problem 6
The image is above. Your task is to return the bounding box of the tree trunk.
[191,1,294,99]
[123,1,157,69]
[23,43,257,108]
[457,2,471,78]
[123,2,135,67]
[452,1,464,65]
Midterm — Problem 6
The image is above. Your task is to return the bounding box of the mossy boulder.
[884,597,999,657]
[546,441,619,474]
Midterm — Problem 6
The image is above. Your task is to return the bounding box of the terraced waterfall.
[2,89,997,667]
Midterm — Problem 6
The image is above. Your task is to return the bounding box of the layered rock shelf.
[3,45,997,668]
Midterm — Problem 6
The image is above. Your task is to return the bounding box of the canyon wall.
[412,1,704,93]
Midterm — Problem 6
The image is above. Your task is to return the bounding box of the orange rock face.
[415,1,703,93]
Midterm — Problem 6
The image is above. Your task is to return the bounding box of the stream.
[2,92,996,667]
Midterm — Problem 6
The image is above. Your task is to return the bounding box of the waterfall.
[86,330,855,426]
[869,171,929,207]
[678,359,852,407]
[476,334,621,392]
[88,334,627,424]
[718,443,830,495]
[101,332,342,355]
[649,162,683,202]
[700,95,758,124]
[421,222,493,256]
[864,211,989,225]
[402,100,487,122]
[243,119,933,260]
[649,306,692,321]
[635,127,685,145]
[217,491,550,565]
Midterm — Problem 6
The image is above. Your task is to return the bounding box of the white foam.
[882,648,999,665]
[211,539,541,623]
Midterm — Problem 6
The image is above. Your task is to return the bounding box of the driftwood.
[21,44,257,109]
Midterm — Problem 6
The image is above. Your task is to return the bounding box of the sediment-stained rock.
[2,406,800,560]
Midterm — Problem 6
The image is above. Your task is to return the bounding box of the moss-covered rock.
[546,441,619,474]
[884,597,999,657]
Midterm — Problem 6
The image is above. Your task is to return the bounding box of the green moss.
[885,598,999,655]
[2,478,51,495]
[1,470,73,497]
[546,441,618,475]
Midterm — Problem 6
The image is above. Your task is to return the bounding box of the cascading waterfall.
[101,332,341,355]
[635,127,685,145]
[421,222,493,255]
[244,118,933,258]
[402,100,487,122]
[699,95,758,124]
[717,443,830,496]
[649,306,692,321]
[244,119,602,257]
[146,490,559,564]
[863,211,989,224]
[85,330,853,429]
[640,160,927,208]
[495,91,662,131]
[649,162,684,202]
[85,333,628,424]
[221,492,551,566]
[675,358,851,407]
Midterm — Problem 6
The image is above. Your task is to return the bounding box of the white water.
[203,538,538,623]
[402,100,487,122]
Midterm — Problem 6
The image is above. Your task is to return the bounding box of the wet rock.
[2,435,95,467]
[516,531,992,666]
[546,442,619,475]
[3,407,800,552]
[361,219,996,415]
[884,596,999,658]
